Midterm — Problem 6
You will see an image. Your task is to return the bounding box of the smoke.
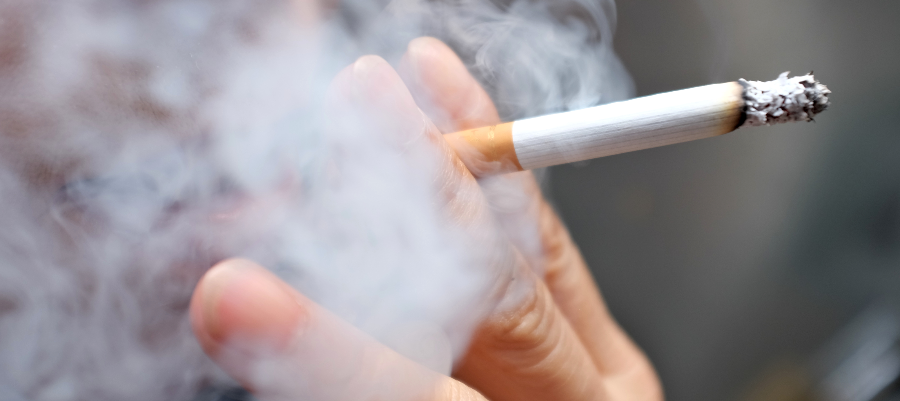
[0,0,632,400]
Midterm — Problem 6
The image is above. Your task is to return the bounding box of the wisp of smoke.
[0,0,632,400]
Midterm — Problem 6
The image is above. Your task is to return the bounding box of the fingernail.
[198,259,306,351]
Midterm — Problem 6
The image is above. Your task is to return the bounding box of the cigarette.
[446,72,831,176]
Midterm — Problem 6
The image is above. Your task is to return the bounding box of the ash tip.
[739,72,831,127]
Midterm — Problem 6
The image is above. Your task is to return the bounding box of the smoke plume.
[0,0,632,399]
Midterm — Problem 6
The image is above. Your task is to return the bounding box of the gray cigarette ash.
[740,72,831,127]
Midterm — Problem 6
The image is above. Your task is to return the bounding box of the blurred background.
[17,0,890,400]
[547,0,900,399]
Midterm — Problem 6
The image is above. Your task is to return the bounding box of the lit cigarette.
[446,72,831,176]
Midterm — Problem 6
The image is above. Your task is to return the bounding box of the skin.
[190,37,663,401]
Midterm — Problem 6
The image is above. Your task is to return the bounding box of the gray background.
[547,0,900,399]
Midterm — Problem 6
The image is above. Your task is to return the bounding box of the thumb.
[190,259,487,401]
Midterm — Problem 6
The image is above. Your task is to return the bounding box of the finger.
[398,37,513,176]
[454,265,613,401]
[330,54,515,292]
[397,37,542,260]
[190,259,489,401]
[346,53,616,401]
[398,37,661,399]
[397,37,500,133]
[537,206,662,399]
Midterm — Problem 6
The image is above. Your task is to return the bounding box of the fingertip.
[405,37,451,69]
[401,37,463,94]
[352,55,392,80]
[190,259,307,357]
[400,37,454,91]
[351,55,412,104]
[325,63,357,105]
[400,37,499,132]
[345,54,436,146]
[328,55,404,108]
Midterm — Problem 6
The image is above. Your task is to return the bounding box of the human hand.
[190,37,663,401]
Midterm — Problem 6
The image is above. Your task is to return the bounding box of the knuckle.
[539,201,578,279]
[483,279,561,360]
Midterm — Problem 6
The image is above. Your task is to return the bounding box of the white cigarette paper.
[447,72,831,175]
[513,82,743,170]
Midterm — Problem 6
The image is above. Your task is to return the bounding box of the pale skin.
[190,37,664,401]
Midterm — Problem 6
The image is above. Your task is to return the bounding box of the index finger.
[397,37,662,400]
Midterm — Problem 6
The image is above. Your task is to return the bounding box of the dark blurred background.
[547,0,900,399]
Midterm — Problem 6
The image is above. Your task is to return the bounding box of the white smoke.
[0,0,632,400]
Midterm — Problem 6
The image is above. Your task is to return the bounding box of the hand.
[190,37,662,401]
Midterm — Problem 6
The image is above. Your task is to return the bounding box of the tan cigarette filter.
[447,82,745,177]
[444,122,522,176]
